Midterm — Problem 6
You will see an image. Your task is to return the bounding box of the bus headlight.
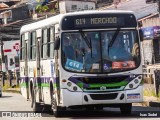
[73,86,78,91]
[124,75,142,90]
[134,79,139,84]
[65,81,82,92]
[129,84,133,89]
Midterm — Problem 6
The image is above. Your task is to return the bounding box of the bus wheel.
[120,103,132,115]
[51,95,60,117]
[32,89,41,113]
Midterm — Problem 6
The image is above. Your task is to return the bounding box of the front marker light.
[67,82,72,87]
[62,79,67,82]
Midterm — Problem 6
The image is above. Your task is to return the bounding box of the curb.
[149,102,160,107]
[3,88,20,94]
[3,90,21,94]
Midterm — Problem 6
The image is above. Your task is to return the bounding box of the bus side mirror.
[54,37,60,50]
[139,29,143,41]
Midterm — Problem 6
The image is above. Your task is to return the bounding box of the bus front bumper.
[61,85,143,107]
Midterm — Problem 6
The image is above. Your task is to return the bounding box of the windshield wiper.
[80,30,92,49]
[80,30,93,58]
[79,31,93,71]
[108,28,120,48]
[108,28,120,55]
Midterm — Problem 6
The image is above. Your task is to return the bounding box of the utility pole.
[0,36,5,86]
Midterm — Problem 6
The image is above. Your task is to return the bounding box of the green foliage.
[36,4,49,13]
[2,84,10,91]
[36,0,41,2]
[50,9,55,13]
[143,87,158,97]
[2,83,20,91]
[35,0,57,13]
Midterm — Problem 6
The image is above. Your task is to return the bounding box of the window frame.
[20,34,25,61]
[30,31,36,60]
[41,28,49,59]
[41,26,55,59]
[48,27,55,58]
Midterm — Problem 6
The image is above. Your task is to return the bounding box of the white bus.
[20,10,143,117]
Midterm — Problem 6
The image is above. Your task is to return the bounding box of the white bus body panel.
[62,86,143,107]
[41,60,54,105]
[20,62,28,99]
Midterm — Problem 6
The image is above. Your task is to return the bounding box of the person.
[109,37,132,61]
[132,43,140,66]
[63,37,75,60]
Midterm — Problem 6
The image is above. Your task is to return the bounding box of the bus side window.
[30,31,36,60]
[42,29,48,59]
[20,34,25,61]
[48,27,55,58]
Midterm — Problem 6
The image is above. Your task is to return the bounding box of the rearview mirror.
[54,37,60,50]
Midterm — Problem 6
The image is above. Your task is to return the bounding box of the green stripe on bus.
[20,83,28,87]
[77,81,128,89]
[89,81,128,88]
[77,83,83,88]
[41,83,50,87]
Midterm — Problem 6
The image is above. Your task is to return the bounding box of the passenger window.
[30,32,36,60]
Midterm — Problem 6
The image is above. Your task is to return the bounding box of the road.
[0,92,160,120]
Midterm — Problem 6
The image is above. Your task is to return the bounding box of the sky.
[104,0,158,19]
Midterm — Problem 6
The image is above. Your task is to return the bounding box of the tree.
[35,0,58,14]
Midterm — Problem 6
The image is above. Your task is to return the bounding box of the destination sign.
[61,13,137,30]
[74,17,124,28]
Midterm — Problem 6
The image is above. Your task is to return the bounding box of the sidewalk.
[3,87,20,93]
[133,83,160,107]
[144,96,160,107]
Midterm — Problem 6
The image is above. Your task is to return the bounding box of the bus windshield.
[62,30,140,73]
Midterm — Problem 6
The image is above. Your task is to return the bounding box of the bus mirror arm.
[54,37,60,50]
[139,29,143,41]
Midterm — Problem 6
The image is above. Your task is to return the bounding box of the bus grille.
[85,86,121,90]
[89,93,118,100]
[76,76,128,84]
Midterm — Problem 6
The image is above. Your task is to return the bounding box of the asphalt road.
[0,92,160,120]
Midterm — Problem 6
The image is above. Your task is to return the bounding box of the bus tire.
[31,87,34,108]
[51,94,62,117]
[32,88,41,113]
[120,103,132,114]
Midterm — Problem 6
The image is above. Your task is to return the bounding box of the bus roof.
[20,10,135,34]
